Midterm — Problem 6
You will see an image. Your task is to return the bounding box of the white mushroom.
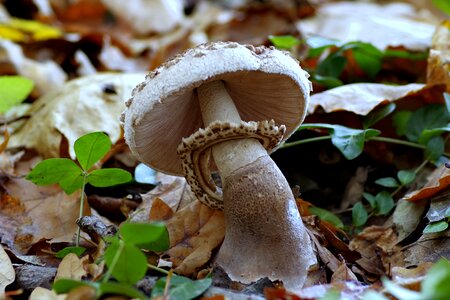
[123,41,317,289]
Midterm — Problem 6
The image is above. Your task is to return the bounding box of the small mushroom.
[123,42,317,289]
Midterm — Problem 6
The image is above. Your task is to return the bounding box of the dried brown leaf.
[0,173,89,253]
[404,164,450,202]
[8,73,145,159]
[0,244,15,295]
[307,83,425,116]
[427,20,450,90]
[164,200,225,276]
[55,254,88,281]
[402,229,450,267]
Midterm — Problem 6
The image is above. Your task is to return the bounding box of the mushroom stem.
[196,80,316,288]
[197,80,267,180]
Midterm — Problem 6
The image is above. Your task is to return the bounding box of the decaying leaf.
[402,229,450,267]
[54,253,88,281]
[427,20,450,90]
[130,173,197,222]
[349,226,401,277]
[404,164,450,202]
[29,287,65,300]
[0,171,89,253]
[0,244,15,295]
[0,39,67,95]
[9,73,145,158]
[307,83,425,115]
[297,2,435,51]
[163,200,225,276]
[393,199,427,243]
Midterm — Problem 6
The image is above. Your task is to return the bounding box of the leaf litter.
[0,0,449,299]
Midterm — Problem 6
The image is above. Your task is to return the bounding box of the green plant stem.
[148,264,170,275]
[76,175,87,247]
[102,239,125,284]
[282,135,450,157]
[281,135,333,148]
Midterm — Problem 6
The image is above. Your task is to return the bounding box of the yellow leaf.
[0,24,27,42]
[9,18,62,41]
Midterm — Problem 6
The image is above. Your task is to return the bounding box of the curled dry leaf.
[162,200,225,276]
[307,83,425,115]
[427,20,450,90]
[404,164,450,202]
[402,229,450,267]
[0,244,15,295]
[8,73,145,159]
[349,226,401,277]
[297,2,435,51]
[54,253,88,281]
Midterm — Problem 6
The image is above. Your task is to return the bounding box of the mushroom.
[122,41,317,289]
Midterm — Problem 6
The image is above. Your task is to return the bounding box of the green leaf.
[298,123,381,160]
[383,49,428,60]
[104,238,147,285]
[268,35,300,49]
[375,177,399,188]
[55,246,86,258]
[151,276,212,300]
[98,281,147,300]
[0,75,34,113]
[425,136,445,162]
[405,104,450,143]
[59,171,85,195]
[444,206,450,218]
[423,221,449,234]
[420,124,450,144]
[53,279,95,294]
[316,55,347,78]
[375,191,394,215]
[349,42,383,78]
[74,132,111,171]
[363,192,377,209]
[352,202,368,227]
[382,278,423,300]
[397,170,416,185]
[308,207,344,229]
[319,289,340,300]
[421,259,450,300]
[311,74,343,88]
[120,222,170,252]
[363,103,396,129]
[393,111,412,136]
[433,0,450,15]
[87,168,132,187]
[26,158,83,187]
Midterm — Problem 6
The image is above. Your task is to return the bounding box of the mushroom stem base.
[217,155,317,289]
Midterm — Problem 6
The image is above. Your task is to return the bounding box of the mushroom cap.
[123,41,311,176]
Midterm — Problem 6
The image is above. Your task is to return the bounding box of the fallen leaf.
[130,173,197,222]
[9,73,145,159]
[0,163,89,253]
[307,83,425,115]
[349,226,400,277]
[393,199,427,243]
[427,20,450,90]
[164,200,225,276]
[297,2,435,51]
[54,253,88,281]
[404,164,450,202]
[0,39,67,95]
[29,287,65,300]
[331,261,358,283]
[0,244,15,295]
[402,229,450,267]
